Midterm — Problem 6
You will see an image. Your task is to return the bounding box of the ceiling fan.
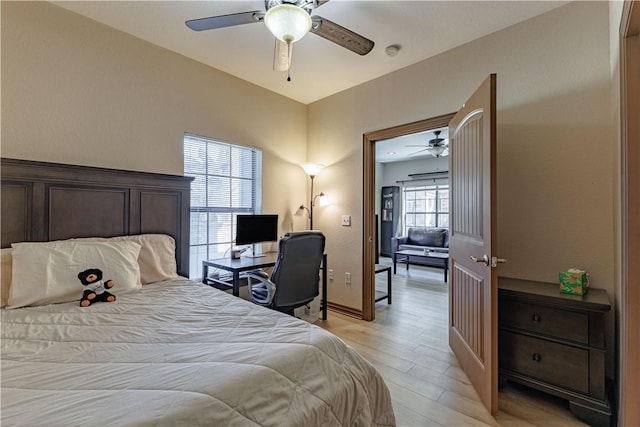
[185,0,375,73]
[407,130,449,158]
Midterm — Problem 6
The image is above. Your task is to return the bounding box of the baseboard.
[327,301,363,319]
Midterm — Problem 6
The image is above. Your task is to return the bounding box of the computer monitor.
[235,214,278,257]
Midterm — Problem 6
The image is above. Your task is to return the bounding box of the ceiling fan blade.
[186,11,264,32]
[310,16,374,56]
[273,39,292,71]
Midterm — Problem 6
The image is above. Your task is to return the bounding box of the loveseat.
[391,227,449,269]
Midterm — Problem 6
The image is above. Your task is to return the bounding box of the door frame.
[362,112,455,321]
[619,1,639,424]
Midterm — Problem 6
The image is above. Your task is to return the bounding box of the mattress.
[1,278,395,426]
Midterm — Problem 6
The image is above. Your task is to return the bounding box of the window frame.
[402,181,449,235]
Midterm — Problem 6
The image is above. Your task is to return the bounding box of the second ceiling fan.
[186,0,375,73]
[407,130,450,158]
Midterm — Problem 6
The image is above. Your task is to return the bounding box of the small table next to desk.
[202,253,328,320]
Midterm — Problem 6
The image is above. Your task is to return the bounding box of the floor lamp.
[298,163,328,230]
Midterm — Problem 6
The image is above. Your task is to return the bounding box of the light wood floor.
[317,259,588,427]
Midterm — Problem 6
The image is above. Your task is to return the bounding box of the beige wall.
[1,1,309,238]
[308,1,614,310]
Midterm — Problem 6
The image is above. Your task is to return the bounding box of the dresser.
[498,277,612,427]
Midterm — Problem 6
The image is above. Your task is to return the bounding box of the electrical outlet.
[328,269,334,280]
[341,215,351,226]
[345,272,351,284]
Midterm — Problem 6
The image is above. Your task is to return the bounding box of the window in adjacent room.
[184,134,262,279]
[402,182,449,235]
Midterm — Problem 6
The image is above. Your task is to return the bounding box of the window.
[403,182,449,235]
[184,134,262,278]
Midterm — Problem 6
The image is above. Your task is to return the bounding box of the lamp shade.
[301,162,324,177]
[264,4,312,44]
[317,193,329,206]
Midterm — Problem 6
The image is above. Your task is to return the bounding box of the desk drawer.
[500,331,589,394]
[500,300,588,344]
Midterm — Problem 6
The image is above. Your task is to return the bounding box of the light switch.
[341,215,351,226]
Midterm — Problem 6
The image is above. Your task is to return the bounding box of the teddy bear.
[77,268,116,307]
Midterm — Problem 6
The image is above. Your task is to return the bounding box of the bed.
[0,158,396,426]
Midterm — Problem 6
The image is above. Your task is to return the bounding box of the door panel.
[448,74,497,414]
[451,264,485,359]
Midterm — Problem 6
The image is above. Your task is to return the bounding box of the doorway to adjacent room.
[362,112,455,322]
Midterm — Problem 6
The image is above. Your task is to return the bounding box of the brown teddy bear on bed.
[78,268,116,307]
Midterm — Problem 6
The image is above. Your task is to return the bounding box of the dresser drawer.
[499,300,588,344]
[499,331,589,394]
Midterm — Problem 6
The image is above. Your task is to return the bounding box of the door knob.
[470,254,490,266]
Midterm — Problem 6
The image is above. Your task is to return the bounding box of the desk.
[203,253,328,320]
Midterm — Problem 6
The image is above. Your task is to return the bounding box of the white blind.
[184,134,263,278]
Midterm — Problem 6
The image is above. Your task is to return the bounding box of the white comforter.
[1,278,395,426]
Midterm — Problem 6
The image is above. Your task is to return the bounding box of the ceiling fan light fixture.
[430,145,447,157]
[264,4,312,43]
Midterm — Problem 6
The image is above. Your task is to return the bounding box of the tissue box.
[559,271,588,295]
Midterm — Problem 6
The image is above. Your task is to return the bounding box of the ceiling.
[376,127,448,163]
[52,1,567,105]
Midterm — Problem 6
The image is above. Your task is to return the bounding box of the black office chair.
[246,231,325,316]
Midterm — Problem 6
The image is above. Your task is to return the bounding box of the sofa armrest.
[391,236,408,253]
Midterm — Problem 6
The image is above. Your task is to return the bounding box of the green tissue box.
[559,270,589,295]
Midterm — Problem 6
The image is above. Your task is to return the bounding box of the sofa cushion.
[407,227,448,248]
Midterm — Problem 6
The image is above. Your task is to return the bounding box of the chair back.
[271,231,325,311]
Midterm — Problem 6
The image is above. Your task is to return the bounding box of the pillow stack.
[1,234,179,309]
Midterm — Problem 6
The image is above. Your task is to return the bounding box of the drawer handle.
[531,313,541,322]
[532,353,542,362]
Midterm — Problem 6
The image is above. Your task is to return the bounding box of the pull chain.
[287,42,292,82]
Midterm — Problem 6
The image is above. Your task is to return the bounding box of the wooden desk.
[203,253,279,297]
[203,253,328,320]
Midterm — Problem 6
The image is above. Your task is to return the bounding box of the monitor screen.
[235,214,278,246]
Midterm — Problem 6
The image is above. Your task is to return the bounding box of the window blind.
[184,134,263,278]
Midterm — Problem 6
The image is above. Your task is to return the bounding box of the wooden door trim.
[619,1,639,425]
[362,113,455,321]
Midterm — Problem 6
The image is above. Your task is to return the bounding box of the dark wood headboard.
[1,158,194,277]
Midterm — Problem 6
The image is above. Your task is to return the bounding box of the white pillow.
[7,240,142,309]
[1,248,12,307]
[69,234,179,284]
